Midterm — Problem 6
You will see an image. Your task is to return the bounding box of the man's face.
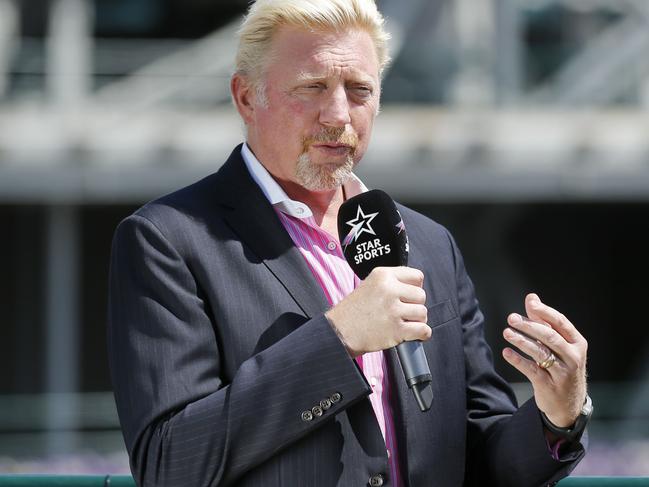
[241,25,381,192]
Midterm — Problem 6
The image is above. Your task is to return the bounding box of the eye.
[291,83,326,98]
[304,82,326,91]
[351,85,373,98]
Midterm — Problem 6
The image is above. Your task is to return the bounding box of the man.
[107,1,589,486]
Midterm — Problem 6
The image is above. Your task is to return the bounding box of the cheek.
[263,99,311,137]
[351,112,375,156]
[284,98,310,120]
[354,110,375,139]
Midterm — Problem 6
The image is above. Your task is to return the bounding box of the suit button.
[312,406,323,417]
[301,410,313,422]
[320,398,332,410]
[330,392,342,403]
[369,474,384,486]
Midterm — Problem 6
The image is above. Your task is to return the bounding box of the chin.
[297,175,348,192]
[295,152,354,191]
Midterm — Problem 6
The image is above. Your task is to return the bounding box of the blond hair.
[235,0,391,86]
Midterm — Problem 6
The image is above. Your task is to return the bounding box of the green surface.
[559,478,649,486]
[0,476,135,486]
[0,476,647,486]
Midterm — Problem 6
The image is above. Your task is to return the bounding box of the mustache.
[302,127,359,154]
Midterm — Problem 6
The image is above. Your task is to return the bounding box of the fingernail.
[509,313,522,324]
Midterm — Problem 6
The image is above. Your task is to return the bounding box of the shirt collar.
[240,143,368,219]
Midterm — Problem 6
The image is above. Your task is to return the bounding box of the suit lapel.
[215,146,329,319]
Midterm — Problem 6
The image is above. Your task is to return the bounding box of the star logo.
[395,210,409,253]
[343,205,379,248]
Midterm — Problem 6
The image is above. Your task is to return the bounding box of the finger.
[525,293,584,344]
[502,347,548,383]
[401,322,432,342]
[400,302,427,323]
[503,327,563,371]
[392,266,425,287]
[525,293,551,327]
[397,282,426,304]
[507,313,571,358]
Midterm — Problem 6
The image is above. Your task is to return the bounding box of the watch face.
[582,395,593,416]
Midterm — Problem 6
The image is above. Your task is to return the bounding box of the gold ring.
[537,352,556,370]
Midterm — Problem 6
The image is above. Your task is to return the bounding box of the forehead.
[267,25,379,81]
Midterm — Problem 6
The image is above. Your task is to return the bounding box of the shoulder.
[394,203,464,280]
[396,203,454,248]
[114,145,246,248]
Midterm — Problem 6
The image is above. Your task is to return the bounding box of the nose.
[319,85,351,127]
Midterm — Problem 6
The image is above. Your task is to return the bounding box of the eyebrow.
[295,71,320,82]
[295,70,376,86]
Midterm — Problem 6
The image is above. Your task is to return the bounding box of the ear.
[231,73,256,125]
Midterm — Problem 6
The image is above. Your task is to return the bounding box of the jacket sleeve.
[107,214,371,487]
[445,229,586,487]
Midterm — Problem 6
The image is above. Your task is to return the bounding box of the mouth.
[311,143,354,156]
[302,127,359,158]
[314,142,350,148]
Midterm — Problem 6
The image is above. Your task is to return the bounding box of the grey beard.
[295,152,355,191]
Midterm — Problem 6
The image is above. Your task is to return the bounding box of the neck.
[243,142,346,231]
[279,179,345,227]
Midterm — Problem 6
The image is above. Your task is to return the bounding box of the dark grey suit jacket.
[107,145,585,487]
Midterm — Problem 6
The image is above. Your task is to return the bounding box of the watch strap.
[540,394,592,442]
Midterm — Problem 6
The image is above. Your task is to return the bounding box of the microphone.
[337,189,433,412]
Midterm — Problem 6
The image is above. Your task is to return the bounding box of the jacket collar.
[213,144,330,319]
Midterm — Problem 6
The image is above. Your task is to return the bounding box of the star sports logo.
[343,206,379,249]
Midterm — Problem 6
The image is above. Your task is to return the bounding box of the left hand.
[502,293,588,427]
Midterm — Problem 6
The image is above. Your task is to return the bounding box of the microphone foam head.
[337,189,408,279]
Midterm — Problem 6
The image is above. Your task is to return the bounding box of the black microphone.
[337,189,433,412]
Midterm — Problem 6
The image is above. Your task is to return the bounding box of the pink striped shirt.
[242,144,403,486]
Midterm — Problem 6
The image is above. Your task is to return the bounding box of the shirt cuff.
[546,436,566,461]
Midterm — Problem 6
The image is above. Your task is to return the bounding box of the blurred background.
[1,0,648,476]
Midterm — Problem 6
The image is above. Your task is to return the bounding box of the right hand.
[325,266,430,357]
